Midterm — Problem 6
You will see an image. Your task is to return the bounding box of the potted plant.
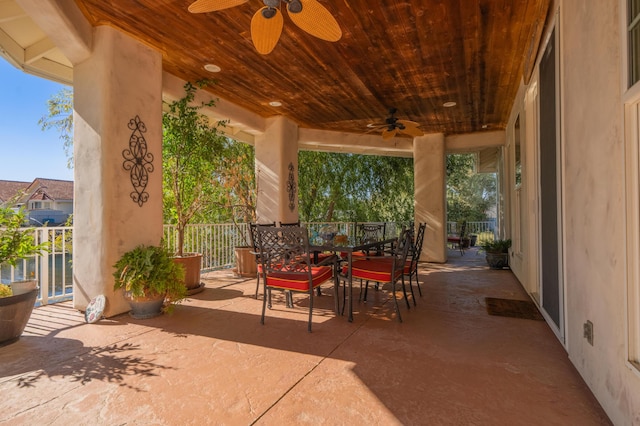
[480,238,512,269]
[112,244,187,319]
[0,207,48,344]
[162,80,228,294]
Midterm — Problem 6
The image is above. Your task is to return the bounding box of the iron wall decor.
[122,115,154,207]
[286,162,296,212]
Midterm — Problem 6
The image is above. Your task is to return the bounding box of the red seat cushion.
[360,257,412,274]
[348,259,402,283]
[340,250,368,258]
[265,266,333,291]
[313,252,335,264]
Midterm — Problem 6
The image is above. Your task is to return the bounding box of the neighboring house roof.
[0,178,73,205]
[0,180,30,204]
[23,178,74,203]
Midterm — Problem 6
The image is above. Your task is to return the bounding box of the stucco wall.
[559,1,639,423]
[507,1,640,423]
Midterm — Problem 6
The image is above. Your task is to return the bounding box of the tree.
[446,153,496,223]
[298,151,414,223]
[213,139,256,224]
[39,88,74,169]
[162,81,227,256]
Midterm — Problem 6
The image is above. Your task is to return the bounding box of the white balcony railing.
[2,220,494,306]
[0,226,73,306]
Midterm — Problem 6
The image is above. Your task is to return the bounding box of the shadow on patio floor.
[0,247,611,425]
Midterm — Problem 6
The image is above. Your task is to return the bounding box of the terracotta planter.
[234,246,257,277]
[172,253,203,293]
[10,280,38,296]
[0,289,38,345]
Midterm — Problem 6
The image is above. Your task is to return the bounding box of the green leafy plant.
[479,238,512,254]
[0,207,48,267]
[112,244,187,312]
[0,284,12,298]
[162,80,228,257]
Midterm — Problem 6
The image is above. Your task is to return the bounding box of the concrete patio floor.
[0,247,611,425]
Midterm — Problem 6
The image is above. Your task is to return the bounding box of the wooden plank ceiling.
[74,0,550,136]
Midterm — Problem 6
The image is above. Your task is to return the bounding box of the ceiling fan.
[188,0,342,55]
[367,108,424,140]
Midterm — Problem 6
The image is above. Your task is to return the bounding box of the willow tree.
[446,153,496,222]
[298,151,414,223]
[38,87,74,169]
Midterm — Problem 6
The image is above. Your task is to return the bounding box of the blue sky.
[0,58,74,182]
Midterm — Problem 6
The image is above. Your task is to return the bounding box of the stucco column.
[73,26,163,316]
[254,116,299,224]
[414,133,447,263]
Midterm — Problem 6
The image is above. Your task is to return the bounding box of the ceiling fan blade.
[401,126,424,137]
[398,120,424,137]
[251,7,284,55]
[188,0,248,13]
[382,128,398,141]
[364,125,384,134]
[287,0,342,42]
[397,119,420,127]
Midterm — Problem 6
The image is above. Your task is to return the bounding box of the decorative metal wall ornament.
[122,115,154,207]
[286,162,296,212]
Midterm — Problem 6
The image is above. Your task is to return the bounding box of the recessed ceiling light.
[204,64,221,73]
[443,101,457,108]
[269,101,282,107]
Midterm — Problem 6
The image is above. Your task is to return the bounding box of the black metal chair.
[406,222,426,297]
[249,222,276,299]
[347,228,413,322]
[279,220,301,227]
[255,225,339,332]
[447,221,467,255]
[353,222,387,257]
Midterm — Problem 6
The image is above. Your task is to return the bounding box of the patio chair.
[249,222,276,299]
[255,225,339,332]
[279,220,301,227]
[406,222,426,297]
[351,222,387,258]
[281,220,333,296]
[447,221,467,255]
[348,228,413,322]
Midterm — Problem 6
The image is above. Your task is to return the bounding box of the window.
[31,202,51,210]
[629,0,640,86]
[514,115,522,188]
[626,0,640,372]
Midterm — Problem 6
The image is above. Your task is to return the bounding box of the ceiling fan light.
[261,7,278,19]
[286,0,303,13]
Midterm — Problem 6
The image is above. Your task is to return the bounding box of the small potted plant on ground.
[0,207,48,345]
[480,238,512,269]
[113,244,187,319]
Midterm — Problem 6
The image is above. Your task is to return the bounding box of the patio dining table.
[310,236,397,322]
